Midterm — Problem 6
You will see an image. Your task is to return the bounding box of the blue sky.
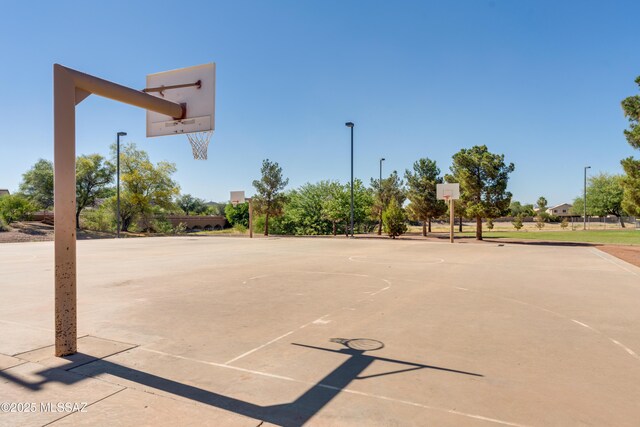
[1,0,639,206]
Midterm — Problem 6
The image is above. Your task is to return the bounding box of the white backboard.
[230,191,245,206]
[436,183,460,200]
[146,63,215,137]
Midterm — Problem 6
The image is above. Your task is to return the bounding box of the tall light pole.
[583,165,591,231]
[116,131,127,238]
[345,122,355,237]
[379,157,385,235]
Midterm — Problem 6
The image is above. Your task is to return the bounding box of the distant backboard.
[436,183,460,200]
[230,191,245,206]
[146,63,215,137]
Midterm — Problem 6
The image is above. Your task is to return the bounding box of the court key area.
[1,236,639,426]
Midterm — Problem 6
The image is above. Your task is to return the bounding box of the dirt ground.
[597,245,640,268]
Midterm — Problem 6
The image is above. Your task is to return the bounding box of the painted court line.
[138,347,528,427]
[588,248,638,276]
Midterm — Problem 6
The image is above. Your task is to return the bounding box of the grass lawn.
[462,229,640,245]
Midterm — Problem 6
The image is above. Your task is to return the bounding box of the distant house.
[546,203,573,217]
[0,189,9,197]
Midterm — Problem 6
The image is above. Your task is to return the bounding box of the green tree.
[19,159,54,211]
[512,215,523,230]
[111,143,179,232]
[224,202,249,227]
[404,158,447,236]
[620,158,640,216]
[509,201,534,217]
[486,218,494,230]
[382,198,407,239]
[252,159,289,236]
[560,217,569,229]
[573,173,627,227]
[176,194,208,216]
[620,76,640,217]
[446,145,515,240]
[371,171,405,235]
[75,154,115,229]
[322,181,349,236]
[0,194,36,224]
[621,76,640,149]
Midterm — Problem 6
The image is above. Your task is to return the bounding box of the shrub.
[0,194,35,224]
[0,216,9,232]
[154,219,174,234]
[382,199,407,239]
[512,215,523,231]
[535,214,545,229]
[560,217,569,229]
[81,206,115,232]
[486,218,494,230]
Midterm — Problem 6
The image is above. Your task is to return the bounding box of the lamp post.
[116,131,127,238]
[345,122,354,238]
[379,157,385,235]
[583,165,591,231]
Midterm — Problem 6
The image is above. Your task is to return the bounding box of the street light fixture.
[116,131,127,238]
[345,122,354,238]
[583,165,591,231]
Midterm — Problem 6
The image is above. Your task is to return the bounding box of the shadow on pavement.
[1,339,482,426]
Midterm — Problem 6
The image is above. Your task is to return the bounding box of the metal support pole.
[350,126,354,238]
[53,64,185,357]
[449,199,454,243]
[583,166,590,231]
[248,198,253,239]
[116,132,126,238]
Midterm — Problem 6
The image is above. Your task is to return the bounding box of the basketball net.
[186,130,213,160]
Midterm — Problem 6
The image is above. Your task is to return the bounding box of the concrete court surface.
[1,236,639,426]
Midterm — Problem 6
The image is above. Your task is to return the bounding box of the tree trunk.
[264,213,269,236]
[476,216,482,240]
[619,215,626,228]
[459,215,463,232]
[75,210,81,230]
[345,221,349,237]
[332,221,336,236]
[428,217,432,233]
[422,221,426,237]
[378,211,383,235]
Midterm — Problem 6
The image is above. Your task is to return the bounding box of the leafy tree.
[322,181,349,236]
[0,194,36,224]
[535,196,549,225]
[225,202,249,227]
[509,201,534,217]
[206,202,226,216]
[252,159,289,236]
[620,76,640,218]
[382,198,407,239]
[19,159,54,211]
[486,218,494,230]
[620,158,640,217]
[404,158,447,236]
[446,145,515,240]
[572,173,626,227]
[621,76,640,149]
[560,218,569,229]
[176,194,208,216]
[110,143,179,232]
[512,215,523,230]
[75,154,115,229]
[371,171,405,235]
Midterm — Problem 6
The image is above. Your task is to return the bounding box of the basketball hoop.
[186,130,212,160]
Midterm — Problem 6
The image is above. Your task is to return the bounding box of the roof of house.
[548,203,572,210]
[0,189,10,196]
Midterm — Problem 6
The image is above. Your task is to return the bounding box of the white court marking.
[139,347,528,427]
[225,270,392,365]
[588,248,638,276]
